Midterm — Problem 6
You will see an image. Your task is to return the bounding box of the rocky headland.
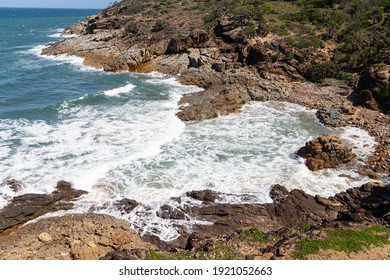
[1,0,390,259]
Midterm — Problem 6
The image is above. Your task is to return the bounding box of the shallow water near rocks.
[0,8,381,241]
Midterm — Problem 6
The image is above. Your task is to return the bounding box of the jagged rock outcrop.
[41,2,300,122]
[1,182,389,259]
[357,65,390,113]
[149,182,389,251]
[315,102,357,128]
[175,67,291,121]
[0,181,87,234]
[297,135,356,171]
[114,198,139,213]
[335,182,389,223]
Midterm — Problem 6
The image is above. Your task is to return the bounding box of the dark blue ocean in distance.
[0,7,124,120]
[0,8,377,241]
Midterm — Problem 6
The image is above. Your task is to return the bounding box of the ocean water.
[0,8,380,240]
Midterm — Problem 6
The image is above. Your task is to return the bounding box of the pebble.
[38,232,53,243]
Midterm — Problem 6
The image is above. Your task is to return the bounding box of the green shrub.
[305,61,339,82]
[146,250,165,260]
[123,22,139,36]
[243,26,257,37]
[285,34,324,49]
[271,54,279,63]
[380,82,390,98]
[299,221,311,232]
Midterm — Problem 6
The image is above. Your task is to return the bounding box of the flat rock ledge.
[0,213,156,260]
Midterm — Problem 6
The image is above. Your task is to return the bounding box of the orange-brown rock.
[0,214,156,260]
[297,135,356,171]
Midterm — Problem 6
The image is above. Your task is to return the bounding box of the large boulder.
[297,135,356,171]
[355,89,379,111]
[243,42,270,65]
[316,108,348,127]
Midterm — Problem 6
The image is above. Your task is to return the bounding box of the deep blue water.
[0,8,134,120]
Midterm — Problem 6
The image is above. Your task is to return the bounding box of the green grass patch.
[266,1,301,15]
[146,250,166,260]
[211,244,241,260]
[240,228,270,243]
[299,221,311,232]
[172,252,197,260]
[294,226,390,260]
[285,34,324,49]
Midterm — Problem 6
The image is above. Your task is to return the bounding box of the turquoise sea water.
[0,8,379,240]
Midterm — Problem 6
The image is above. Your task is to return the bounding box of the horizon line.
[0,6,104,10]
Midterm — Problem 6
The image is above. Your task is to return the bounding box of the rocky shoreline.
[1,2,390,260]
[1,180,389,260]
[39,4,390,175]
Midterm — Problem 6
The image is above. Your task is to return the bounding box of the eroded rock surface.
[297,135,356,171]
[177,182,389,253]
[0,214,156,260]
[1,182,388,259]
[0,181,87,234]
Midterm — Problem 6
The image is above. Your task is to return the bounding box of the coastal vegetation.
[294,226,390,259]
[104,0,390,111]
[146,226,390,260]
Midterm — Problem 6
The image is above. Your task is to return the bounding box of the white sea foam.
[1,97,382,241]
[0,74,197,208]
[48,28,79,38]
[146,76,183,87]
[337,126,377,161]
[23,44,48,56]
[144,71,167,79]
[103,83,135,97]
[47,33,62,38]
[75,102,380,241]
[42,52,98,72]
[24,44,101,72]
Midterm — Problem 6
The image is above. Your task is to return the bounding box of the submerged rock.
[114,198,139,213]
[156,204,186,220]
[186,190,220,203]
[297,135,356,171]
[5,179,23,193]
